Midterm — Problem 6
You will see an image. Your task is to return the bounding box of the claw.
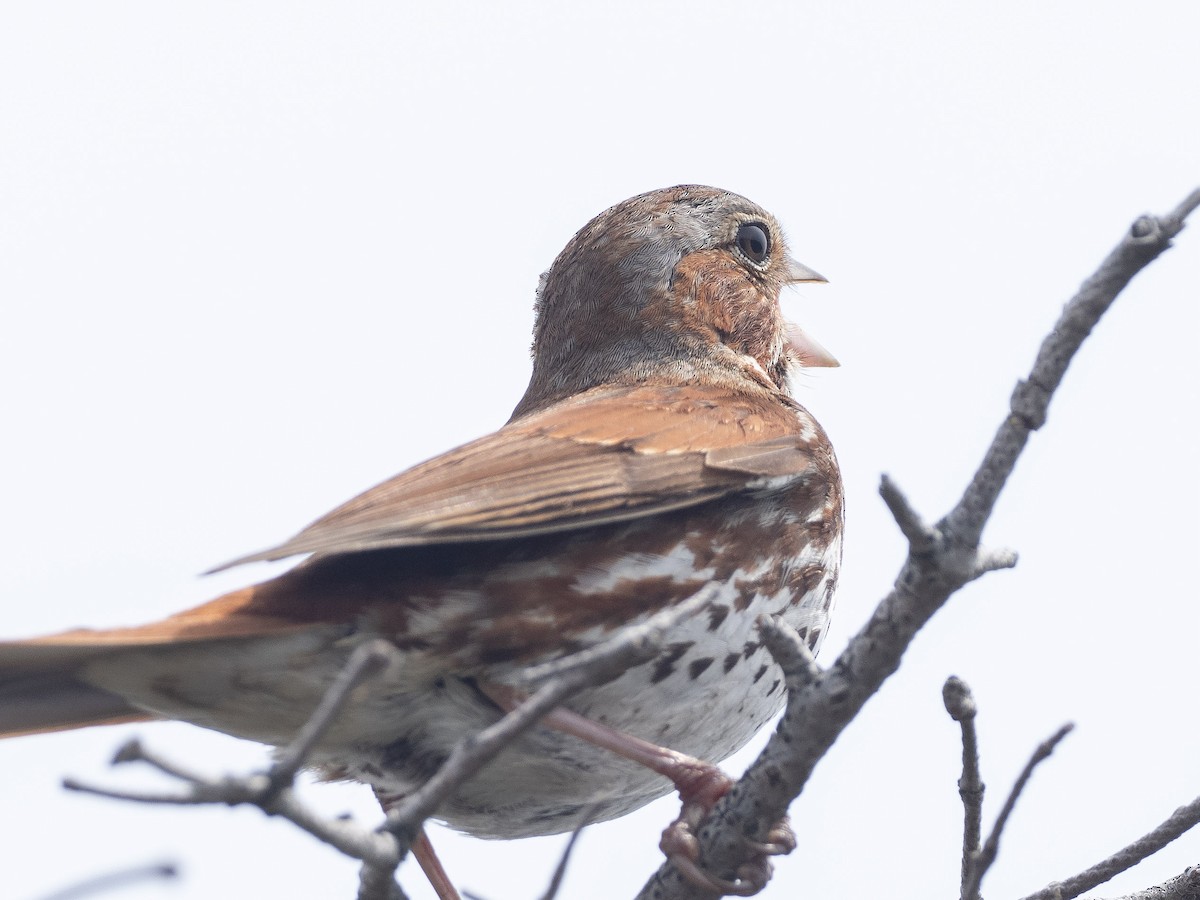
[741,819,796,857]
[667,851,764,896]
[660,809,794,897]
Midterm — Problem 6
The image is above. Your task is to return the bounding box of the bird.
[0,185,842,896]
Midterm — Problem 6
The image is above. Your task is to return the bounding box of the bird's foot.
[658,771,794,897]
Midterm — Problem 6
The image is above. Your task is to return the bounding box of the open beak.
[782,254,838,367]
[786,323,839,368]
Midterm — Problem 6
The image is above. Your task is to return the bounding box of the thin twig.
[1162,188,1200,230]
[112,737,206,781]
[460,806,596,900]
[511,589,713,688]
[879,473,937,552]
[1020,799,1200,900]
[971,546,1020,578]
[538,805,599,900]
[66,741,402,867]
[536,827,587,900]
[963,723,1074,900]
[1100,865,1200,900]
[756,614,821,691]
[270,639,394,791]
[65,646,407,899]
[62,778,205,806]
[943,676,984,899]
[37,862,178,900]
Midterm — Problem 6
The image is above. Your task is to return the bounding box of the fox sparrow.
[0,185,842,894]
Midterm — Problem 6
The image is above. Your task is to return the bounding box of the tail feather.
[0,673,150,737]
[0,643,153,737]
[0,585,312,739]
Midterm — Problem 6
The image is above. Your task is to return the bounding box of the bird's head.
[514,185,834,419]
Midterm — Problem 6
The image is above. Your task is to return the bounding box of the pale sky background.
[1,3,1197,899]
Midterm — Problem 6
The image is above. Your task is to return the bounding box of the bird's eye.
[735,222,770,264]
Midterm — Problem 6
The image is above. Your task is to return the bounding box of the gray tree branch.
[1100,866,1200,900]
[37,862,179,900]
[943,675,984,899]
[1020,799,1200,900]
[964,723,1074,900]
[636,188,1200,899]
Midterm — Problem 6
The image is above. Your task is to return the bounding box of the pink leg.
[483,683,792,895]
[411,829,462,900]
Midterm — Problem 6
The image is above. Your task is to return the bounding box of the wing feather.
[213,384,819,569]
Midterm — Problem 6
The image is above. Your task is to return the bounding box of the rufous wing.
[213,383,823,569]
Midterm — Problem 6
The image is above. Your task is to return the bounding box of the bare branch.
[942,676,984,899]
[357,859,409,900]
[971,546,1019,578]
[459,807,596,900]
[38,862,178,900]
[112,736,207,782]
[636,190,1200,900]
[537,808,597,900]
[964,723,1074,900]
[65,648,408,899]
[62,776,203,806]
[509,587,718,690]
[879,474,936,552]
[65,739,402,872]
[1099,866,1200,900]
[756,614,821,691]
[1021,800,1200,900]
[944,191,1196,547]
[270,639,394,791]
[1161,188,1200,232]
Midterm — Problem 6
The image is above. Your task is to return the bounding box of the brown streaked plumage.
[0,185,842,894]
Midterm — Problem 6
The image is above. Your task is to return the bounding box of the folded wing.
[216,383,822,568]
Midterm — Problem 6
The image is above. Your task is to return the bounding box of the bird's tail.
[0,585,307,739]
[0,639,153,737]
